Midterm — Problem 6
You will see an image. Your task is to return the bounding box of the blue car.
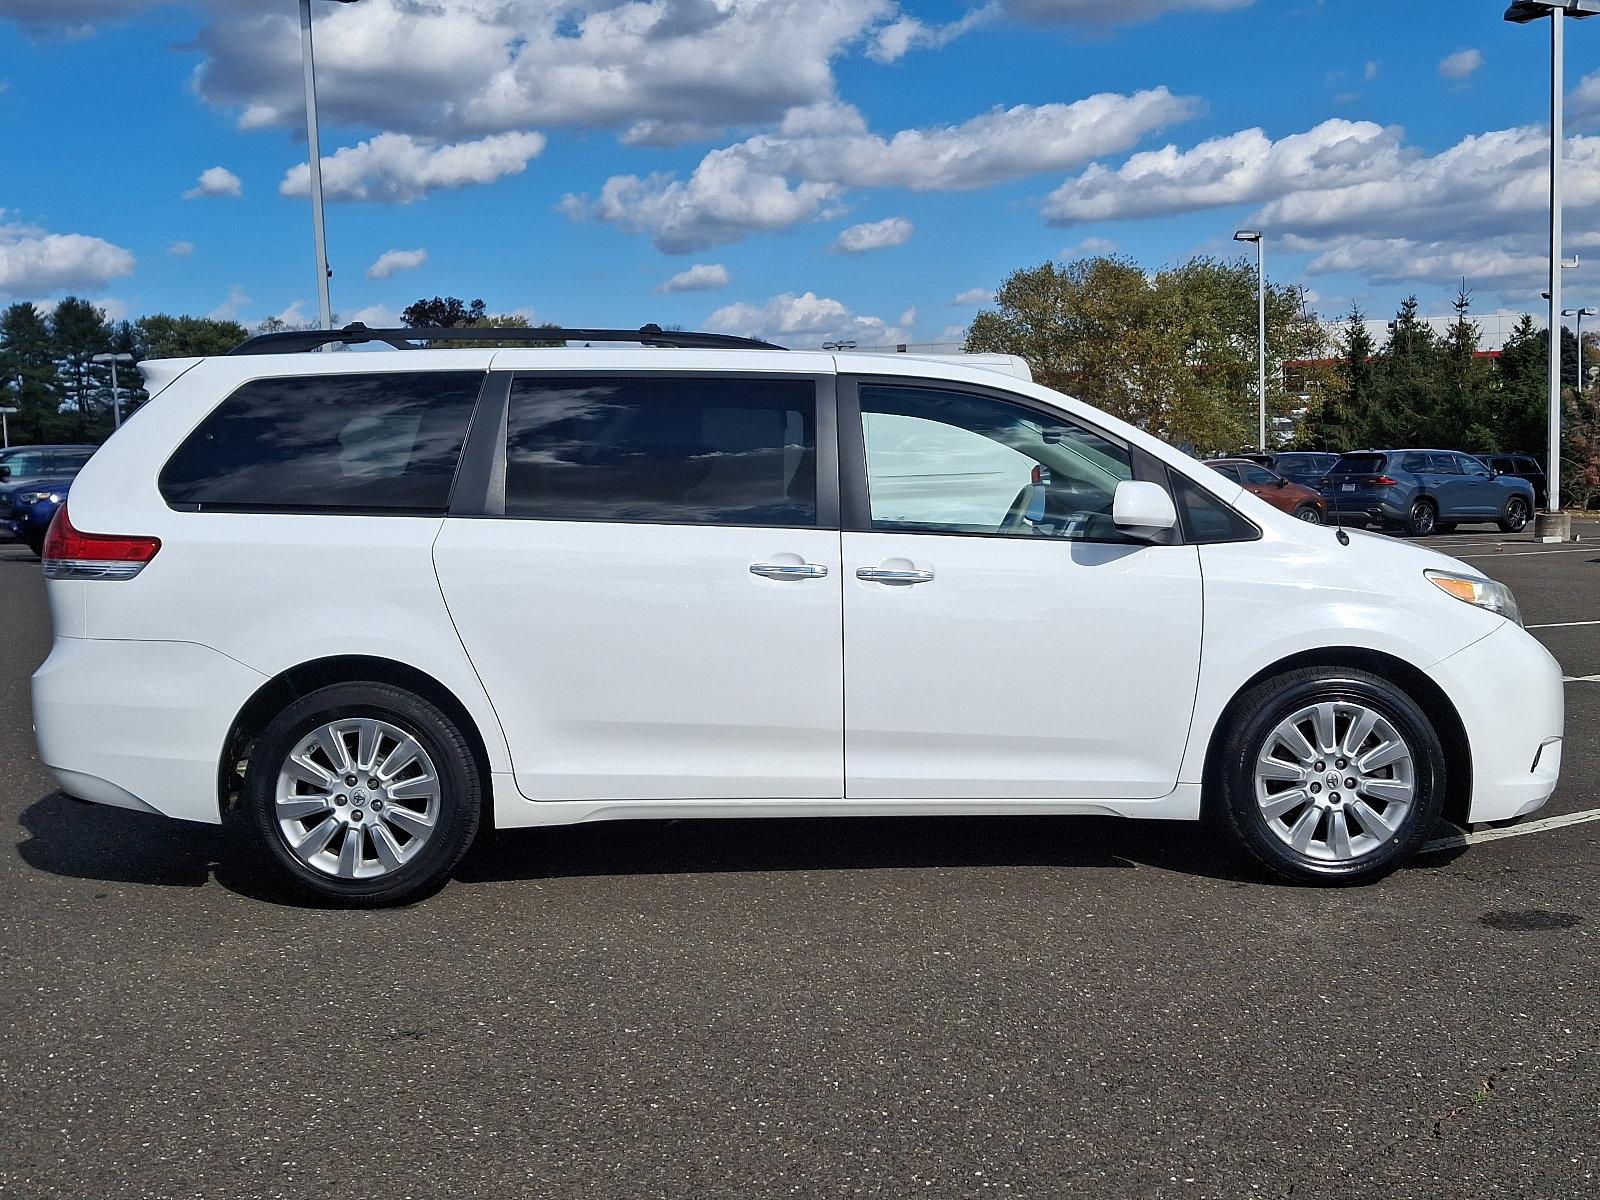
[1320,449,1536,536]
[1,472,77,556]
[1270,451,1341,490]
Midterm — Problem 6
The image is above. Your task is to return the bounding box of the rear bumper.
[1323,493,1406,523]
[1426,623,1564,824]
[31,637,268,824]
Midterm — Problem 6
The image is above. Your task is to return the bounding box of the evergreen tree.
[0,302,67,443]
[1438,285,1497,451]
[47,297,115,439]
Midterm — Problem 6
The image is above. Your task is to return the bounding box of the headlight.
[16,491,61,506]
[1426,570,1522,625]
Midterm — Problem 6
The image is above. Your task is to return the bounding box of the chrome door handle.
[750,562,829,580]
[856,567,934,585]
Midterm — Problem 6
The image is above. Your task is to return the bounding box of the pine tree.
[0,302,67,443]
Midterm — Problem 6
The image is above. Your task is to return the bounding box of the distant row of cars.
[1205,449,1543,536]
[0,444,95,556]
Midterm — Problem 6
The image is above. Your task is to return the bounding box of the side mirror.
[1276,476,1289,488]
[1112,479,1178,539]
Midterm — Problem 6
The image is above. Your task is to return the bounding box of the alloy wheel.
[274,717,441,879]
[1253,701,1415,863]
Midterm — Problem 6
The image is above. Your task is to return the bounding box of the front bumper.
[32,637,268,824]
[1427,622,1564,823]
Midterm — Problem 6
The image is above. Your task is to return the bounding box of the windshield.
[1331,454,1387,475]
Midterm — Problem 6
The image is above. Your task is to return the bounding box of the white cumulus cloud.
[832,216,913,254]
[869,4,996,63]
[281,131,546,204]
[366,247,428,279]
[184,166,242,199]
[657,263,731,293]
[206,283,250,322]
[706,291,911,349]
[1043,119,1410,225]
[953,287,993,305]
[1439,49,1484,81]
[571,88,1195,251]
[167,240,195,257]
[0,213,135,298]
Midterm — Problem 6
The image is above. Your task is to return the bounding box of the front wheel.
[245,682,482,906]
[1292,504,1324,525]
[1406,499,1437,536]
[1498,497,1530,534]
[1209,667,1445,884]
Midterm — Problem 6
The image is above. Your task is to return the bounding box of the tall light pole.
[1234,229,1267,451]
[1562,307,1597,394]
[1505,1,1598,531]
[90,352,134,429]
[299,0,360,334]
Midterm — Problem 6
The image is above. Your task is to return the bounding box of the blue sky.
[1,0,1597,348]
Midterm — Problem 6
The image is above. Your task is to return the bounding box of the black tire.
[1292,504,1324,525]
[245,682,482,906]
[1498,496,1530,534]
[1406,498,1437,536]
[1434,523,1458,534]
[23,532,45,558]
[1208,666,1446,885]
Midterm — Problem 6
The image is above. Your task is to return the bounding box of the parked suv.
[1482,453,1547,510]
[1320,450,1535,536]
[1204,458,1327,523]
[32,326,1564,904]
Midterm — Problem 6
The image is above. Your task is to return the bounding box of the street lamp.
[1234,229,1267,452]
[1504,0,1599,528]
[299,0,361,335]
[90,352,134,428]
[1563,307,1598,394]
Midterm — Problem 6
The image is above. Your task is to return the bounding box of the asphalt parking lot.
[1,524,1596,1200]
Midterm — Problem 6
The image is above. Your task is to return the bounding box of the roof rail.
[227,322,786,356]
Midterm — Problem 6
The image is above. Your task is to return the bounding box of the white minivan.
[31,324,1564,905]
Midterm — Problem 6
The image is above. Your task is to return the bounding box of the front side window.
[1239,464,1279,487]
[1427,453,1462,475]
[160,372,483,513]
[858,384,1135,542]
[1459,454,1492,478]
[504,376,817,526]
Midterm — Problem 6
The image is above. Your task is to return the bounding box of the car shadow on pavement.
[16,791,298,904]
[453,813,1266,886]
[19,791,1470,903]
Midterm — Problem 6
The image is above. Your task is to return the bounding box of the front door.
[434,372,844,801]
[839,380,1203,800]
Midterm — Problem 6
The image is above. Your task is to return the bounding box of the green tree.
[0,302,69,443]
[966,255,1321,451]
[401,296,488,327]
[47,297,115,440]
[134,314,249,359]
[1435,285,1497,452]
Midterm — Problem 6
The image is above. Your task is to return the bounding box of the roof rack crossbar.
[228,322,786,355]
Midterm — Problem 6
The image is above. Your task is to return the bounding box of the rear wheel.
[1210,667,1445,885]
[245,682,482,906]
[1292,504,1324,524]
[1406,499,1437,536]
[1498,496,1530,534]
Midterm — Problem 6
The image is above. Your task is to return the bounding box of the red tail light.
[1368,475,1399,487]
[41,504,161,580]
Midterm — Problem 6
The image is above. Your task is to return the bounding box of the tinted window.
[1171,474,1258,544]
[1399,454,1428,473]
[1427,453,1462,475]
[1274,454,1324,474]
[1239,464,1278,486]
[0,451,49,478]
[859,384,1135,542]
[1459,454,1492,477]
[1517,457,1540,472]
[505,376,816,526]
[160,372,482,513]
[1208,463,1241,483]
[1332,454,1387,475]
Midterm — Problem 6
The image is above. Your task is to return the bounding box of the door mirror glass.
[1112,480,1178,538]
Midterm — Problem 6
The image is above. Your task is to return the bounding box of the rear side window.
[504,376,817,527]
[160,372,483,513]
[1399,454,1427,473]
[1332,454,1386,475]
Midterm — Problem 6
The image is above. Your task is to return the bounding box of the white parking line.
[1422,807,1600,853]
[1457,547,1595,559]
[1529,620,1600,629]
[1565,675,1600,684]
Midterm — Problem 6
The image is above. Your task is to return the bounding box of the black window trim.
[160,368,493,517]
[837,373,1234,547]
[449,368,841,532]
